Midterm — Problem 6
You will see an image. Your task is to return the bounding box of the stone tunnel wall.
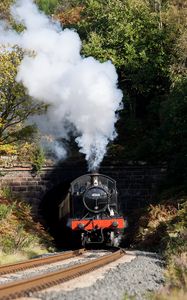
[0,162,166,217]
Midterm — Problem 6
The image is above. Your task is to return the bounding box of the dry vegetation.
[0,194,54,264]
[128,191,187,299]
[55,6,84,25]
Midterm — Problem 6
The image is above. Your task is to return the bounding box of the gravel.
[32,250,165,300]
[0,250,109,285]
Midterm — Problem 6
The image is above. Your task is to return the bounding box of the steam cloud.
[0,0,123,170]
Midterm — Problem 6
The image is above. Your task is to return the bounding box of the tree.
[0,0,14,21]
[0,47,45,145]
[60,0,187,184]
[72,0,174,157]
[36,0,60,15]
[165,0,187,83]
[55,5,83,25]
[151,77,187,185]
[77,0,174,104]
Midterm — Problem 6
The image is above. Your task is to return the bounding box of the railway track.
[0,248,124,300]
[0,249,85,275]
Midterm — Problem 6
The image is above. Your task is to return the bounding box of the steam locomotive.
[59,173,125,247]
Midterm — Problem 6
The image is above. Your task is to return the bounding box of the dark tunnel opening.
[35,161,164,251]
[38,159,87,249]
[39,180,71,249]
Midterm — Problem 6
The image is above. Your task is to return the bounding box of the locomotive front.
[59,173,125,247]
[83,174,110,213]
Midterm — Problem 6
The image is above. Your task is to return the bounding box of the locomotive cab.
[59,173,125,247]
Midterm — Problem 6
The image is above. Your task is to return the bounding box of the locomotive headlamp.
[112,221,118,227]
[78,223,85,230]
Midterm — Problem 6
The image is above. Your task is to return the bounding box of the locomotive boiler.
[59,173,125,247]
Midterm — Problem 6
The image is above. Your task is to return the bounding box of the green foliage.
[0,0,14,21]
[0,204,10,220]
[1,235,16,254]
[31,146,45,173]
[76,0,173,144]
[1,229,38,254]
[0,0,25,32]
[15,225,39,250]
[36,0,60,15]
[0,47,45,146]
[0,187,13,200]
[78,0,172,93]
[71,0,187,185]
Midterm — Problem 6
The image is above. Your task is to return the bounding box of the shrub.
[0,187,13,199]
[36,0,59,15]
[166,253,187,291]
[0,197,53,257]
[0,204,10,220]
[31,146,45,174]
[14,224,39,250]
[1,235,16,254]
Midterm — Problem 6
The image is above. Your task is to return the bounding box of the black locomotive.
[59,173,126,247]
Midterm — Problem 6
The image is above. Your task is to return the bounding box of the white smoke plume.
[0,0,123,170]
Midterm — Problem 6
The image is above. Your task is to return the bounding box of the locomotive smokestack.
[90,173,99,186]
[91,167,99,174]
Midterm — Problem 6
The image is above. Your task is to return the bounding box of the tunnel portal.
[0,162,166,248]
[39,180,71,248]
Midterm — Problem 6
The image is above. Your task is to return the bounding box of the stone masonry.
[0,161,166,218]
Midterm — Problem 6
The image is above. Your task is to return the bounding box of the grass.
[0,246,52,265]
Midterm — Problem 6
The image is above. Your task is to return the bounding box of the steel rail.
[0,249,125,300]
[0,249,85,275]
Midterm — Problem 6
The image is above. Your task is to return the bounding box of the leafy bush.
[0,232,37,254]
[36,0,59,15]
[1,235,16,254]
[131,195,187,253]
[14,224,39,250]
[0,144,17,155]
[31,146,45,173]
[0,187,13,199]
